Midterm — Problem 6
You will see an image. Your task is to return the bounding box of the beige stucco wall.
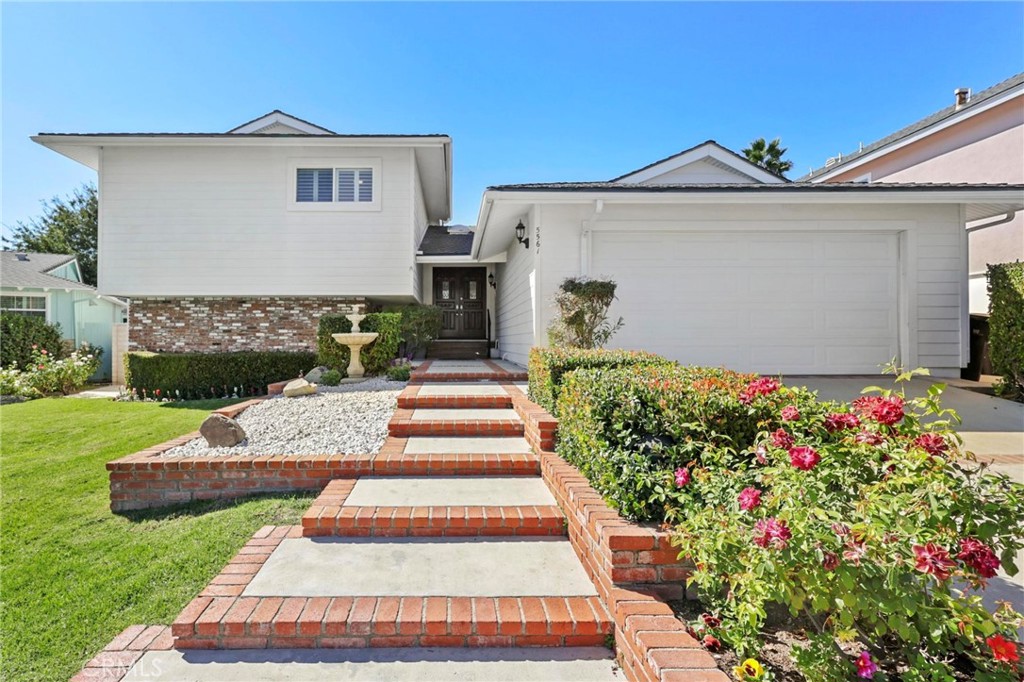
[824,97,1024,313]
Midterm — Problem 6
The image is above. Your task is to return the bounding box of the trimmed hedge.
[316,314,353,371]
[125,351,315,399]
[1,312,65,370]
[988,261,1024,400]
[361,313,402,375]
[555,364,788,521]
[527,347,673,412]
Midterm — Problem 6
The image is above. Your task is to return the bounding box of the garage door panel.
[592,231,900,374]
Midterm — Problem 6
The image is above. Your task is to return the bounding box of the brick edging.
[508,386,724,681]
[70,625,173,682]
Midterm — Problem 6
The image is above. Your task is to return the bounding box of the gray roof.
[226,109,337,134]
[487,181,1024,193]
[801,72,1024,180]
[417,225,475,256]
[0,251,94,291]
[610,139,791,183]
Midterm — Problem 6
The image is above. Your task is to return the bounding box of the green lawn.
[0,398,315,682]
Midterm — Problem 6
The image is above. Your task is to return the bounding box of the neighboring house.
[34,112,1023,378]
[1,251,127,380]
[803,72,1024,314]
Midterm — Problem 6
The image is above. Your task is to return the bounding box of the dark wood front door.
[434,267,487,339]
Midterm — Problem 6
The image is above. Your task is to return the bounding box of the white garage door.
[591,231,900,374]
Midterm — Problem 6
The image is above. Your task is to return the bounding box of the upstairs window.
[295,166,376,205]
[1,295,47,319]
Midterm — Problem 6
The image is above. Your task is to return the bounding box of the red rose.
[771,429,794,449]
[701,634,722,652]
[958,537,1000,579]
[738,487,762,511]
[753,517,792,550]
[913,542,956,581]
[781,405,800,421]
[914,433,948,456]
[825,412,860,432]
[822,552,841,571]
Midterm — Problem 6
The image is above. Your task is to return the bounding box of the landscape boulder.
[200,413,246,447]
[304,366,329,383]
[283,378,316,397]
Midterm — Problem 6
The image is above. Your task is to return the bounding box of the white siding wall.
[640,159,758,184]
[530,201,965,376]
[495,233,537,367]
[98,144,418,298]
[411,154,429,303]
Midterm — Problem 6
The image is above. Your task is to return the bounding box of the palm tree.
[742,137,794,178]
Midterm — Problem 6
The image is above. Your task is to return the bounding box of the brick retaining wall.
[128,296,366,353]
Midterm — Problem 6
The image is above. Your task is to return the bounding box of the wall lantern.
[488,273,496,289]
[514,220,530,249]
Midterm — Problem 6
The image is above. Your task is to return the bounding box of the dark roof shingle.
[417,225,475,256]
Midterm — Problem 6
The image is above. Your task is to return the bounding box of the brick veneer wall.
[128,297,366,353]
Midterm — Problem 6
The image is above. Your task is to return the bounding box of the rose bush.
[23,343,103,395]
[671,367,1024,680]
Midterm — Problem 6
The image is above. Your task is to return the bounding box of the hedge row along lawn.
[0,398,315,682]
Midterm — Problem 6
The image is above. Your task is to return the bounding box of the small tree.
[4,184,98,286]
[547,277,624,349]
[742,137,794,178]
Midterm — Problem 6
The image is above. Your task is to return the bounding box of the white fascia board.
[809,86,1024,182]
[415,253,507,264]
[482,189,1024,206]
[32,135,451,171]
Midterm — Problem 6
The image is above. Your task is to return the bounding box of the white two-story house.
[35,111,1023,377]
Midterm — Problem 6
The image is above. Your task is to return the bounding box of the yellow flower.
[733,658,765,681]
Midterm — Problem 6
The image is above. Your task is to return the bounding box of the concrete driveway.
[789,376,1024,460]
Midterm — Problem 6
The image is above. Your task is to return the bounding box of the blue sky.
[2,2,1022,234]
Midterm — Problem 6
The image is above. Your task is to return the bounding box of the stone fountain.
[332,314,378,380]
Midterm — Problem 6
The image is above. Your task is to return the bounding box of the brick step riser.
[173,596,611,650]
[397,396,513,410]
[388,423,525,438]
[300,506,567,538]
[371,455,539,476]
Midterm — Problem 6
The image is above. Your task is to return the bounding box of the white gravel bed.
[163,378,402,457]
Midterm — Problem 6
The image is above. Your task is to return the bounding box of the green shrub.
[988,261,1024,400]
[386,359,412,382]
[390,304,443,358]
[528,346,672,413]
[316,314,353,371]
[125,350,315,399]
[555,364,786,521]
[673,368,1024,680]
[320,369,341,386]
[361,312,402,375]
[0,312,65,369]
[24,343,103,395]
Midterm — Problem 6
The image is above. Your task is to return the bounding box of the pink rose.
[753,517,792,550]
[781,405,800,421]
[674,467,690,487]
[738,487,762,511]
[855,430,885,446]
[913,542,956,581]
[788,446,821,471]
[739,377,780,404]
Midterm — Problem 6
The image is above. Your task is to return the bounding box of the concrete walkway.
[124,647,621,681]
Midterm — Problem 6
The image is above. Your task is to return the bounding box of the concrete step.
[119,647,620,681]
[173,535,610,649]
[389,408,525,438]
[368,437,540,476]
[302,478,565,537]
[397,383,514,410]
[410,360,528,383]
